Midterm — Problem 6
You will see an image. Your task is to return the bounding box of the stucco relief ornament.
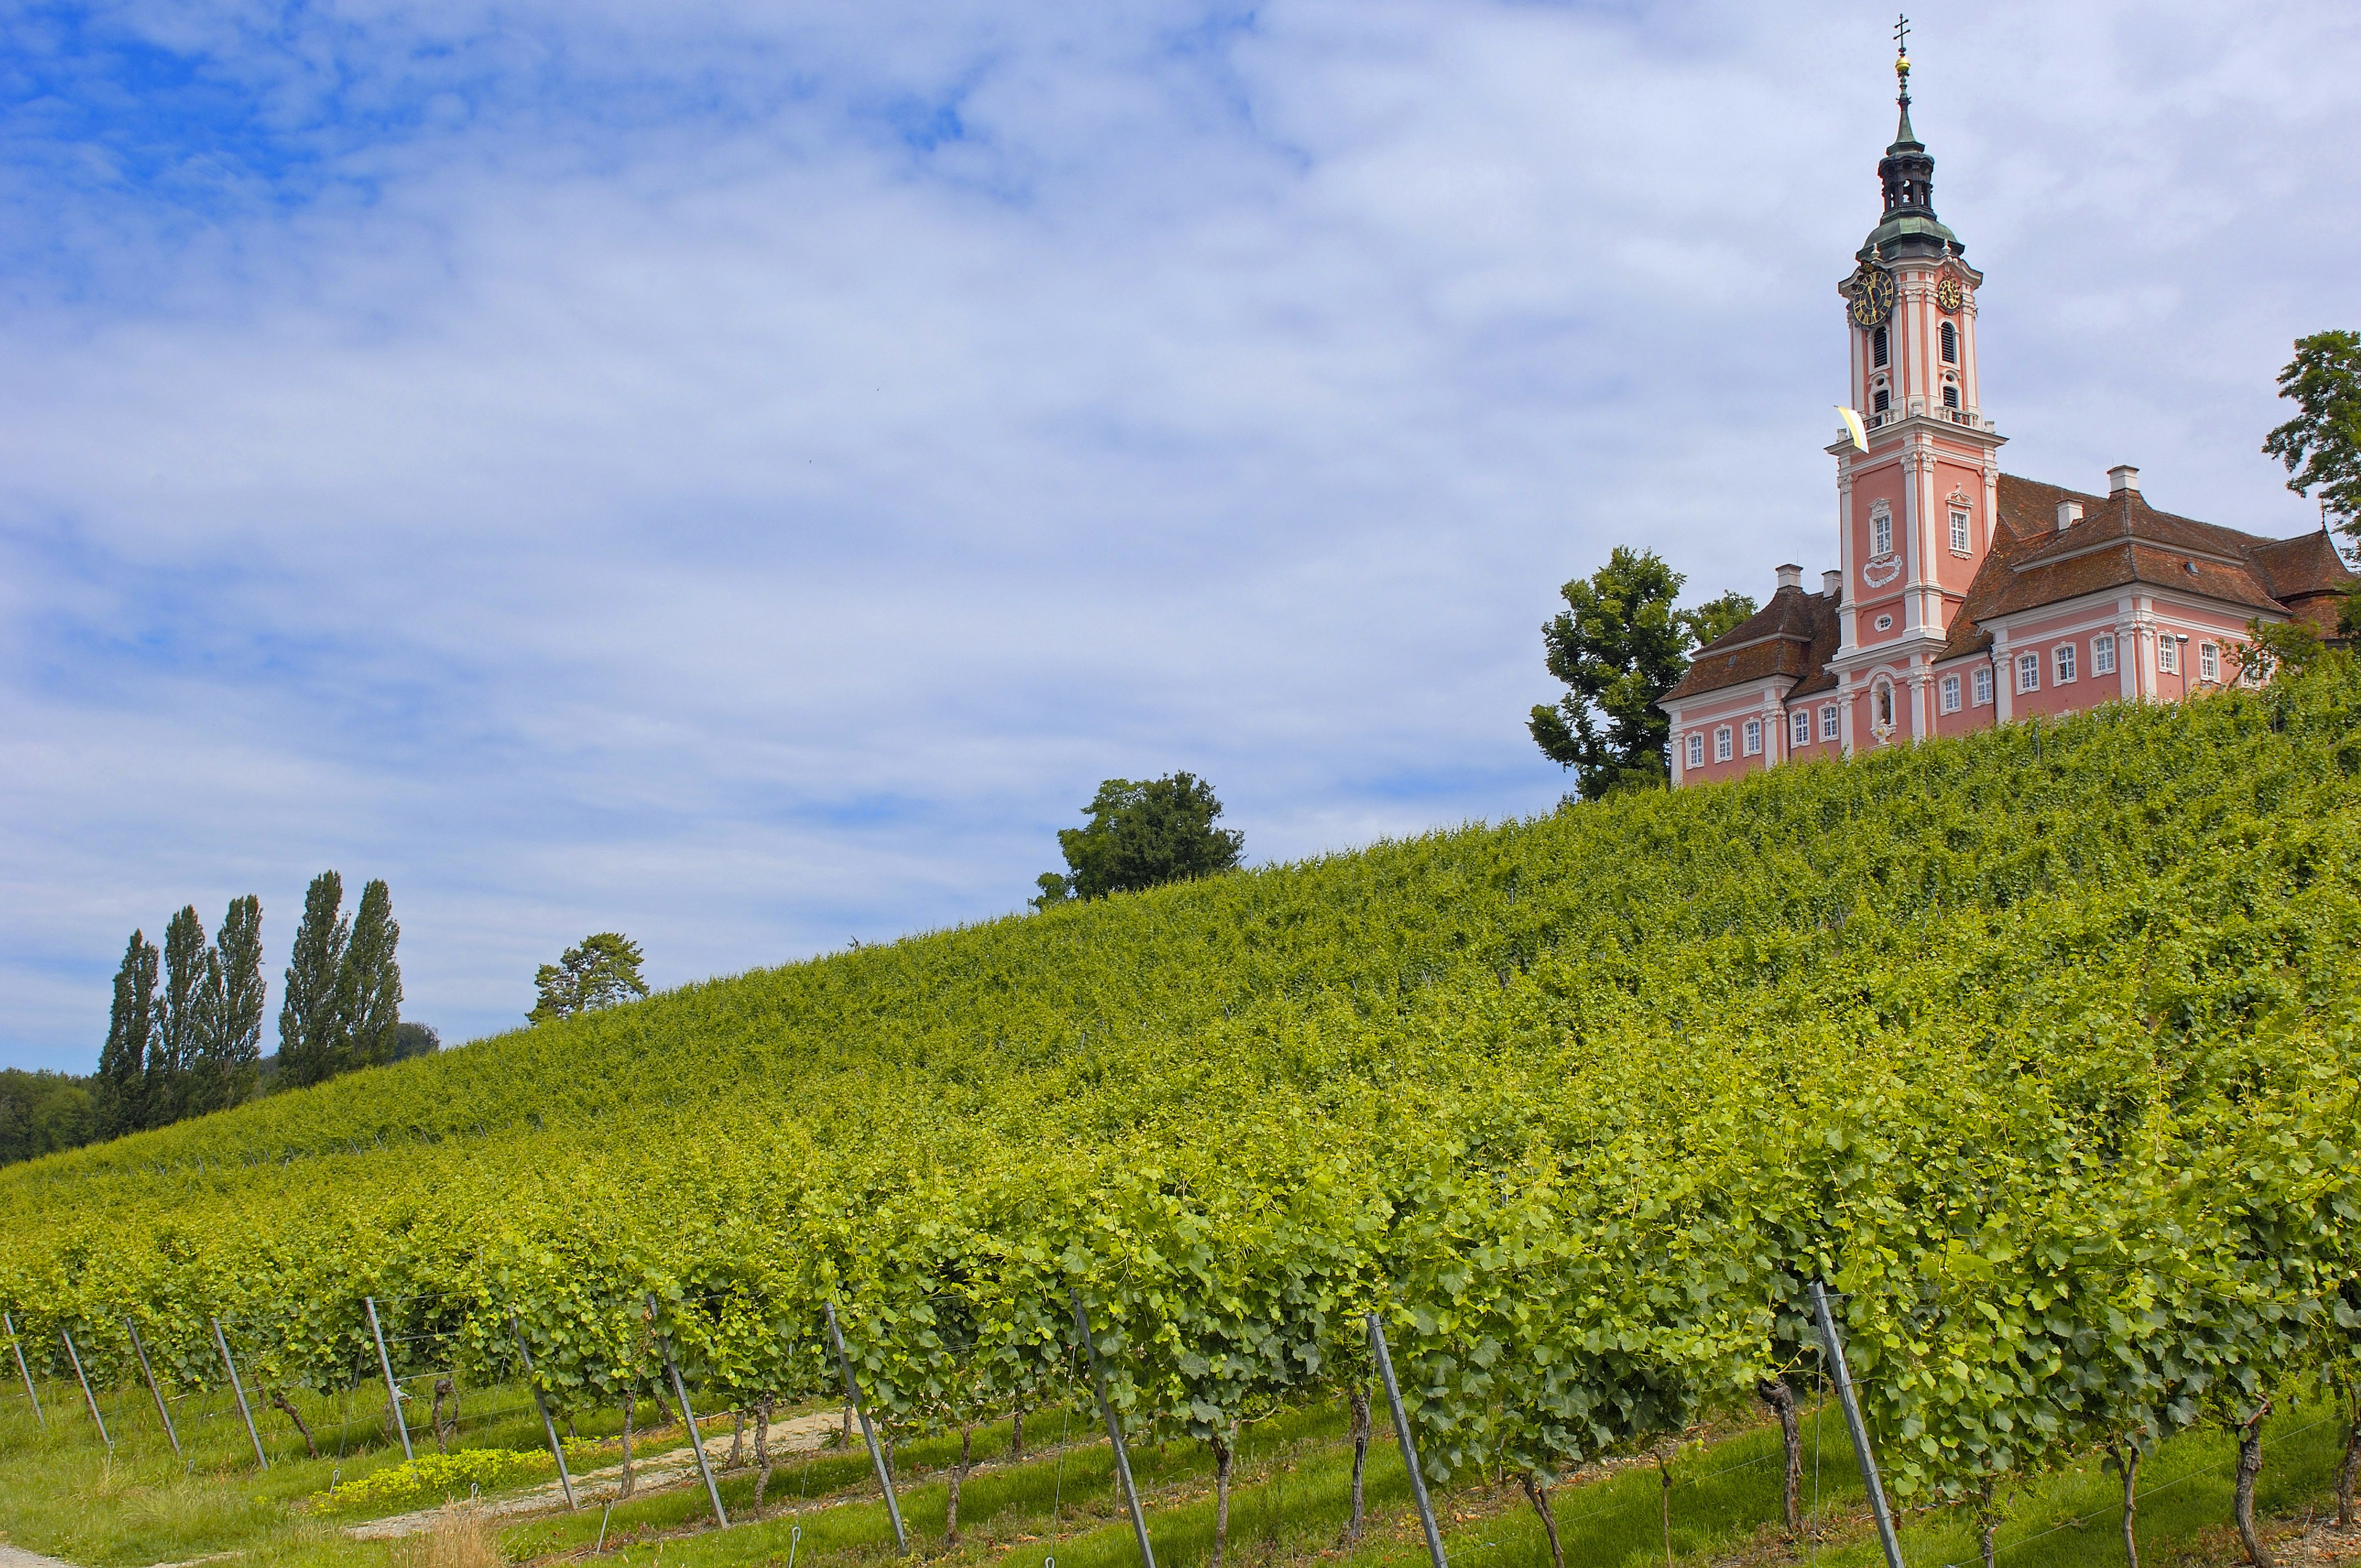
[1862,555,1904,588]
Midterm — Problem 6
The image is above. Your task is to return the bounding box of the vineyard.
[6,665,2361,1566]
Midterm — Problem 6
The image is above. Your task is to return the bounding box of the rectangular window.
[2199,642,2219,683]
[2017,651,2040,693]
[1822,705,1840,740]
[1686,732,1703,770]
[1791,710,1811,748]
[2055,643,2077,684]
[1872,513,1892,556]
[1939,673,1961,713]
[1715,727,1732,762]
[2159,638,2178,674]
[2092,633,2116,676]
[1950,509,1970,553]
[1972,665,1993,706]
[1742,718,1762,756]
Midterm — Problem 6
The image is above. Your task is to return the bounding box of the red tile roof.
[1666,472,2356,707]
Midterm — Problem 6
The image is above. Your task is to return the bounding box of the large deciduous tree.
[1529,547,1754,801]
[341,879,403,1067]
[279,872,350,1088]
[529,933,650,1024]
[2264,329,2361,556]
[1032,771,1244,908]
[96,931,159,1136]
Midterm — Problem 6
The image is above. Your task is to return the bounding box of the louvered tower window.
[1872,326,1889,367]
[1940,322,1958,363]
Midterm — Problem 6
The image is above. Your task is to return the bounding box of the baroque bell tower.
[1825,21,2006,748]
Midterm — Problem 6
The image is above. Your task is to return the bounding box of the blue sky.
[4,1,2357,1071]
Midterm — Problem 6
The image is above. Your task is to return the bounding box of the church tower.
[1824,30,2006,748]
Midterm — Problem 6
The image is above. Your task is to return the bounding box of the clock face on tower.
[1936,274,1964,313]
[1847,263,1897,328]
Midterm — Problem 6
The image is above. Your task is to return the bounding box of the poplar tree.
[152,906,208,1127]
[184,895,265,1115]
[341,879,403,1067]
[95,932,159,1136]
[279,873,349,1089]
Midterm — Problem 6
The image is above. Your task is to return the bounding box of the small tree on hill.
[1032,772,1244,908]
[530,933,650,1024]
[1530,547,1754,801]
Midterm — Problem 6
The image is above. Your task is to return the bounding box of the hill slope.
[5,665,2359,1519]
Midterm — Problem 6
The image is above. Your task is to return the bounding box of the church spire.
[1891,20,1918,148]
[1863,14,1960,261]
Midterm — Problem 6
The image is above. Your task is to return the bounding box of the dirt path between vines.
[0,1548,77,1568]
[346,1409,846,1541]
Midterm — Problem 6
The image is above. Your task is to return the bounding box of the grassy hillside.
[4,662,2359,1552]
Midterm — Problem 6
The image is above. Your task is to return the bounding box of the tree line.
[9,872,431,1163]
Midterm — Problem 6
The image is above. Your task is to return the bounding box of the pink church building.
[1662,53,2354,788]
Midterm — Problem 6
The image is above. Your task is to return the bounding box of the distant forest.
[0,1024,441,1168]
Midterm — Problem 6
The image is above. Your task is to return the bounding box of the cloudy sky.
[3,1,2356,1071]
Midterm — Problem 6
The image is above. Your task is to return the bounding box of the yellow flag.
[1835,406,1868,453]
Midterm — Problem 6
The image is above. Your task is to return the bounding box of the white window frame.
[1791,710,1811,748]
[1972,665,1993,706]
[2016,651,2041,693]
[2092,633,2116,676]
[2159,638,2178,675]
[1821,704,1840,740]
[1949,509,1970,554]
[1872,511,1892,556]
[1939,673,1961,713]
[1714,727,1733,762]
[2055,643,2077,684]
[1742,718,1763,756]
[2199,642,2219,683]
[1686,732,1704,770]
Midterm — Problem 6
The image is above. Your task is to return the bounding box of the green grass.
[3,1367,2349,1568]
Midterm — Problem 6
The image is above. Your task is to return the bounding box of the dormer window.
[1940,322,1958,363]
[1872,326,1889,368]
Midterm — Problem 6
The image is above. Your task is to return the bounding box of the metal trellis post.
[60,1326,111,1452]
[126,1317,180,1457]
[364,1296,413,1462]
[825,1301,909,1556]
[509,1314,576,1510]
[1074,1291,1157,1568]
[2,1311,42,1427]
[1808,1280,1905,1568]
[209,1315,269,1469]
[647,1294,727,1527]
[1367,1312,1447,1568]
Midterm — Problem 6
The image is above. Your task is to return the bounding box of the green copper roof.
[1862,212,1961,259]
